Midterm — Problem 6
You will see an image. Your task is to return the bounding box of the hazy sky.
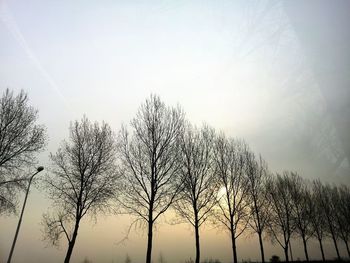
[1,1,349,263]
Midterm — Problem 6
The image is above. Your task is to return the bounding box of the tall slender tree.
[42,117,118,263]
[118,95,184,263]
[266,172,295,262]
[173,124,218,263]
[332,185,350,258]
[310,180,327,261]
[289,173,313,262]
[245,152,270,263]
[213,135,250,263]
[313,180,341,260]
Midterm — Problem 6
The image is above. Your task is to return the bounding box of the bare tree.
[266,172,295,262]
[289,173,313,262]
[118,95,184,263]
[0,88,46,215]
[42,117,118,263]
[245,152,270,263]
[173,124,218,263]
[313,180,341,260]
[213,135,250,263]
[310,180,327,261]
[332,184,350,258]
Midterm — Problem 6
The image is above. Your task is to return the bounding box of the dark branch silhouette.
[213,135,250,263]
[313,180,341,260]
[118,95,184,263]
[42,116,118,263]
[335,184,350,258]
[310,180,327,261]
[173,124,218,263]
[0,88,46,215]
[266,172,295,262]
[246,152,270,263]
[289,173,313,262]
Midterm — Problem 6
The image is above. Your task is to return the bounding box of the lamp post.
[7,166,44,263]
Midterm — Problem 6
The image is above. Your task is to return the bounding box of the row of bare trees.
[1,89,349,263]
[266,172,350,262]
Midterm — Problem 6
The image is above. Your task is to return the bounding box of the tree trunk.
[258,231,265,263]
[330,230,341,260]
[318,238,325,261]
[64,221,80,263]
[231,232,238,263]
[146,216,153,263]
[194,218,200,263]
[327,219,341,260]
[302,234,309,261]
[284,246,289,263]
[289,241,293,261]
[345,240,350,258]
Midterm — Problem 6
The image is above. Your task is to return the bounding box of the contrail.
[0,0,69,107]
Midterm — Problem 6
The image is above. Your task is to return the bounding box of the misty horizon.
[1,1,350,263]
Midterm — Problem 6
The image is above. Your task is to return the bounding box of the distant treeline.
[0,89,349,263]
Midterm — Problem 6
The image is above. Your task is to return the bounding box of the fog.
[0,0,349,262]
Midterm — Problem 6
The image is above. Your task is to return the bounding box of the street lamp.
[7,166,44,263]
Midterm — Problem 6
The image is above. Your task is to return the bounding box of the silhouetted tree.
[42,117,118,263]
[173,124,218,263]
[245,152,270,263]
[313,180,341,260]
[332,184,350,257]
[213,135,250,263]
[289,173,313,261]
[118,95,184,263]
[310,180,327,261]
[0,88,46,215]
[266,172,295,262]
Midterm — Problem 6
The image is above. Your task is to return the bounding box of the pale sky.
[0,1,349,263]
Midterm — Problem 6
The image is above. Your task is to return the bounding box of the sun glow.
[217,186,227,199]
